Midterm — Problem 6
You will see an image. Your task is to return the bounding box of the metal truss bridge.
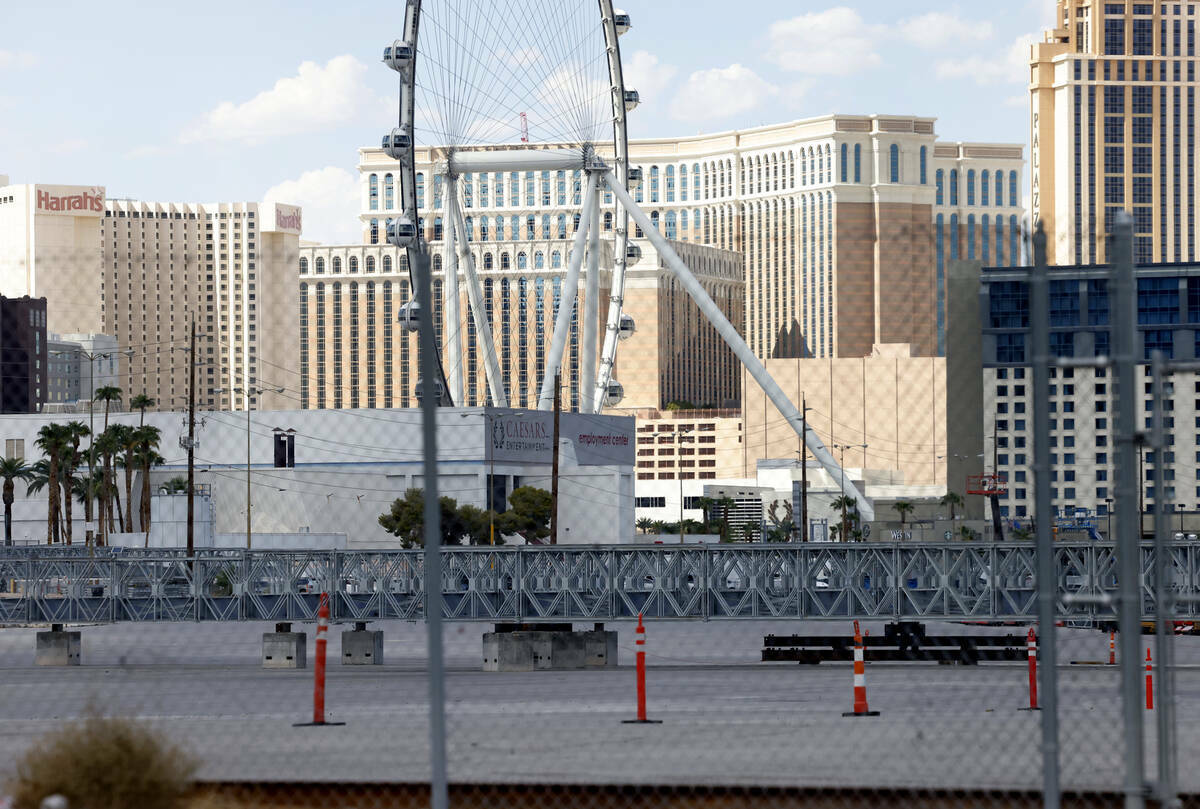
[0,542,1194,625]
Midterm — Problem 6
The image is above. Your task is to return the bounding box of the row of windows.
[935,169,1020,208]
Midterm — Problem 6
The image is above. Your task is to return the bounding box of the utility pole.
[186,316,196,557]
[799,394,811,542]
[550,371,561,544]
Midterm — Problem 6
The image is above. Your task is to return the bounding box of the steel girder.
[0,543,1198,624]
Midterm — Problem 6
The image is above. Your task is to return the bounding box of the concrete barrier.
[263,622,306,668]
[342,621,384,665]
[35,624,80,666]
[483,626,617,671]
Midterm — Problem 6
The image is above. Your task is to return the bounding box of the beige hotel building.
[358,115,1024,365]
[1033,0,1200,265]
[0,175,300,412]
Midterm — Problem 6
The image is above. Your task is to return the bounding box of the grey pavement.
[0,620,1193,792]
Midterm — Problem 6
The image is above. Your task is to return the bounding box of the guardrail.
[0,542,1193,624]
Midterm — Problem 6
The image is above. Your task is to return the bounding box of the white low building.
[0,406,634,548]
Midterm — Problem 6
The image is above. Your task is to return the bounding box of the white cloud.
[897,12,993,50]
[668,64,778,124]
[46,138,88,155]
[183,55,378,144]
[623,50,678,107]
[0,50,37,70]
[766,8,881,75]
[935,33,1036,85]
[263,167,360,245]
[1004,94,1028,108]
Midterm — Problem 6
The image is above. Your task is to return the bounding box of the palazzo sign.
[486,409,635,466]
[34,185,105,217]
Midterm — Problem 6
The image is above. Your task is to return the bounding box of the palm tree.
[133,426,162,535]
[24,460,63,538]
[93,427,124,544]
[635,517,654,535]
[116,424,142,531]
[163,476,188,494]
[59,421,89,546]
[718,497,735,542]
[831,495,857,543]
[93,386,122,431]
[940,491,964,521]
[893,500,914,527]
[129,393,155,426]
[35,424,71,544]
[1,456,32,546]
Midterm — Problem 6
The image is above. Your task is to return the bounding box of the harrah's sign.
[274,206,302,233]
[36,185,104,215]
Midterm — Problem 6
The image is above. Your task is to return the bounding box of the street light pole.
[677,427,692,545]
[833,443,867,541]
[216,384,283,550]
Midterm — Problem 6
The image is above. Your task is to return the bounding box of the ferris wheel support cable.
[581,177,601,414]
[538,170,599,410]
[443,175,465,404]
[602,170,875,521]
[447,193,508,407]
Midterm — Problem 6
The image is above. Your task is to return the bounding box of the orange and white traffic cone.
[295,592,345,727]
[1146,648,1154,710]
[623,613,662,724]
[1019,627,1041,711]
[1108,631,1116,666]
[842,620,880,717]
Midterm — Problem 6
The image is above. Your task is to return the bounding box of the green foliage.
[635,517,654,534]
[163,476,189,494]
[663,400,696,411]
[893,500,915,526]
[378,489,466,548]
[940,491,964,520]
[496,485,552,543]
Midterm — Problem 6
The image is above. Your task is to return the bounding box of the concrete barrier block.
[35,630,81,666]
[483,631,532,671]
[583,630,618,667]
[341,629,384,665]
[262,632,306,668]
[549,631,587,669]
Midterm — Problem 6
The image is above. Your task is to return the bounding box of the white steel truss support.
[538,171,599,410]
[581,178,602,413]
[448,193,508,407]
[603,170,874,521]
[443,175,464,405]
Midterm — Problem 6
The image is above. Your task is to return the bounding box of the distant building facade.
[359,115,1023,361]
[1032,1,1199,265]
[0,176,302,412]
[0,295,47,414]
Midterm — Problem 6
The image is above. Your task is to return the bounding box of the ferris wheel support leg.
[538,172,599,411]
[444,177,464,405]
[581,179,601,413]
[602,170,875,521]
[448,199,508,408]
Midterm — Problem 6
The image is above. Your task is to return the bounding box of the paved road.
[0,620,1193,792]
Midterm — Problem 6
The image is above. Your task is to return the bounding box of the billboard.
[265,202,302,234]
[33,185,105,217]
[486,409,634,467]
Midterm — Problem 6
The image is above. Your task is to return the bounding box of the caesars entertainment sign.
[33,185,105,217]
[486,409,635,467]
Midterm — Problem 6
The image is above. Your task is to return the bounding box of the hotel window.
[854,144,861,182]
[967,170,976,205]
[416,173,425,208]
[919,146,927,184]
[950,170,959,205]
[384,174,394,209]
[981,170,989,206]
[369,219,378,244]
[369,174,378,210]
[889,144,900,183]
[840,144,848,182]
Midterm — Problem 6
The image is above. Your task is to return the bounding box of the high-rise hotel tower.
[1033,1,1200,265]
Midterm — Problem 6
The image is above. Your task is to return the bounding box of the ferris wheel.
[378,0,877,519]
[382,0,635,413]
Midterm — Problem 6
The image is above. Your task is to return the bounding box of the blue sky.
[0,0,1053,243]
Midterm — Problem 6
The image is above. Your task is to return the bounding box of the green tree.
[133,426,162,535]
[378,489,467,548]
[717,497,735,542]
[1,456,32,546]
[940,491,964,521]
[116,424,142,532]
[696,497,716,531]
[893,500,914,527]
[93,427,125,543]
[767,499,794,541]
[35,424,71,544]
[93,386,122,431]
[664,400,696,411]
[59,421,89,546]
[163,476,189,494]
[831,494,857,543]
[959,525,977,541]
[129,394,155,426]
[458,504,503,545]
[496,486,553,544]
